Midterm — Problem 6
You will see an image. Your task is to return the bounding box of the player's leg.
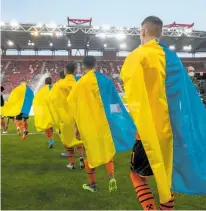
[45,127,55,148]
[1,116,7,133]
[82,158,97,192]
[105,160,117,192]
[16,113,28,140]
[6,116,14,131]
[76,144,85,169]
[65,146,75,169]
[13,117,20,135]
[130,172,157,210]
[159,193,174,210]
[23,117,29,130]
[130,140,157,210]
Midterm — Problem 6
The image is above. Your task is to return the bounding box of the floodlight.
[7,40,14,46]
[120,43,126,49]
[169,45,175,50]
[50,43,53,47]
[33,31,39,36]
[183,45,192,51]
[116,33,126,40]
[68,43,71,47]
[55,32,63,37]
[184,28,192,34]
[104,44,107,48]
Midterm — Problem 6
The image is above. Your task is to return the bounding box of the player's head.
[140,16,163,45]
[83,56,96,71]
[45,77,52,85]
[21,80,27,85]
[59,70,65,79]
[65,61,76,75]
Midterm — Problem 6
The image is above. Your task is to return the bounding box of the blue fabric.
[75,76,80,81]
[49,84,52,90]
[160,41,206,194]
[95,71,136,152]
[21,85,34,117]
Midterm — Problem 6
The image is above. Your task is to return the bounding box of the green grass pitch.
[1,117,206,210]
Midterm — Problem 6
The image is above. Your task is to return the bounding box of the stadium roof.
[1,20,206,53]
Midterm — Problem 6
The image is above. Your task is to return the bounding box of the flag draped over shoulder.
[48,75,83,147]
[33,85,53,131]
[3,83,34,117]
[120,39,206,203]
[0,101,8,116]
[67,70,136,168]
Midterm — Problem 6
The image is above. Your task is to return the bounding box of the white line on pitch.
[1,132,44,136]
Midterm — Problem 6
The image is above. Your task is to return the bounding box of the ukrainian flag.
[33,84,53,131]
[3,83,34,117]
[67,70,136,168]
[48,75,83,147]
[0,101,8,116]
[121,39,206,203]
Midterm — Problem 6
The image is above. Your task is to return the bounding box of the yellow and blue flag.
[3,83,34,117]
[121,39,206,203]
[67,70,136,168]
[48,75,83,147]
[33,84,53,131]
[0,100,8,116]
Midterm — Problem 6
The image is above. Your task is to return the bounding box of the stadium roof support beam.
[1,24,206,38]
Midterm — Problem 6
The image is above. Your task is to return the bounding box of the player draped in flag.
[33,76,55,148]
[2,82,34,140]
[67,56,136,192]
[48,63,84,169]
[121,16,206,210]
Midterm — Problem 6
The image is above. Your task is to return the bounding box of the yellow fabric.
[0,101,8,116]
[33,85,53,131]
[67,70,115,168]
[48,75,82,147]
[2,84,26,117]
[120,40,173,203]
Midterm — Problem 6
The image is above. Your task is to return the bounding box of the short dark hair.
[83,56,96,70]
[1,86,4,92]
[66,61,76,74]
[141,16,163,37]
[59,70,65,79]
[45,77,52,85]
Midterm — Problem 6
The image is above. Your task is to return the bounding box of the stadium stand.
[1,58,206,95]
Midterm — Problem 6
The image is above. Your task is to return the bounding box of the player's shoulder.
[126,45,147,63]
[127,40,165,61]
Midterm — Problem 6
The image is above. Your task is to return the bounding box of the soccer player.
[33,76,55,148]
[49,63,84,169]
[121,16,206,210]
[44,77,55,148]
[67,56,118,193]
[15,113,29,140]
